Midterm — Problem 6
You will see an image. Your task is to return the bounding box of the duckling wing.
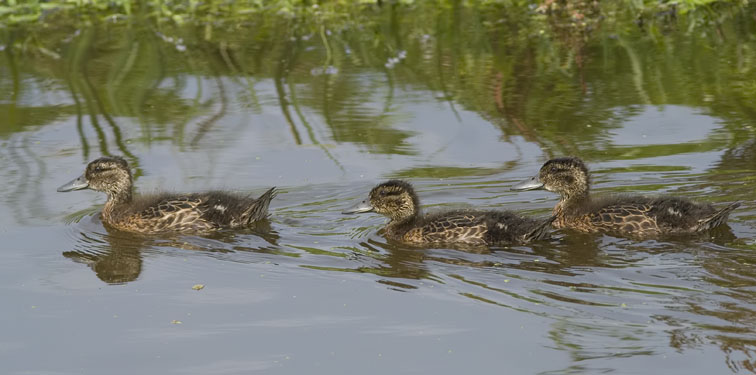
[138,196,203,218]
[414,213,488,245]
[585,203,660,233]
[131,196,217,232]
[647,198,738,232]
[573,196,736,235]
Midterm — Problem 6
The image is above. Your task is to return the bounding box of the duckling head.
[512,157,590,199]
[58,156,133,200]
[343,180,420,221]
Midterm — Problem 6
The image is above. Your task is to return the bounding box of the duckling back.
[563,195,740,235]
[650,198,740,232]
[482,211,555,244]
[401,210,553,246]
[107,187,276,234]
[198,188,276,227]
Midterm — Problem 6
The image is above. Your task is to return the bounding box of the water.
[1,5,756,374]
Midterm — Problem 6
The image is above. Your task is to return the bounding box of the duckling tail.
[696,201,741,231]
[242,187,277,224]
[523,215,556,243]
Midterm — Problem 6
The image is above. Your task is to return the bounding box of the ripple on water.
[54,176,756,371]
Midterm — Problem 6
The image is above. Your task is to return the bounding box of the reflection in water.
[62,215,144,284]
[63,230,144,284]
[712,138,756,204]
[63,215,280,284]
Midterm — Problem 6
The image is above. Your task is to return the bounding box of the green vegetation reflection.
[2,1,755,164]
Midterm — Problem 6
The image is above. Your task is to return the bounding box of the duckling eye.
[94,166,108,173]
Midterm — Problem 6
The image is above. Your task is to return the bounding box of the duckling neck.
[102,189,133,223]
[555,191,590,222]
[560,188,589,206]
[385,214,420,241]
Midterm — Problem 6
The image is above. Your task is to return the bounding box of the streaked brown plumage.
[57,156,276,234]
[512,157,740,237]
[343,180,554,246]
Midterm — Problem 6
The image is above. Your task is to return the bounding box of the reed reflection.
[3,7,755,166]
[711,138,756,204]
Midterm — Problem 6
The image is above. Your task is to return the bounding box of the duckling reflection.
[513,157,740,237]
[57,156,276,234]
[344,180,554,246]
[63,230,145,284]
[360,238,432,284]
[63,219,281,284]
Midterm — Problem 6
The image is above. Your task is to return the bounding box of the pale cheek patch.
[214,205,227,213]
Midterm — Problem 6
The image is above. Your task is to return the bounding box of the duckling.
[57,156,276,234]
[343,180,554,246]
[512,157,740,236]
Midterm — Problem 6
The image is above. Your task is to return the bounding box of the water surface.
[1,5,756,374]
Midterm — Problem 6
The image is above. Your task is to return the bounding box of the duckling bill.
[343,180,554,246]
[512,157,740,236]
[58,156,276,234]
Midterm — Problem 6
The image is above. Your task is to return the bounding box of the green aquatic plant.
[0,0,749,28]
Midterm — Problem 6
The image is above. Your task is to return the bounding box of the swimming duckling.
[57,156,276,234]
[512,157,740,236]
[343,180,554,246]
